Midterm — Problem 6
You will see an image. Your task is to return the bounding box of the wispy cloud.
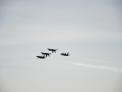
[73,62,121,72]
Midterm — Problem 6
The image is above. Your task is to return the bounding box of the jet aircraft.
[60,52,69,56]
[41,52,51,57]
[36,56,45,59]
[47,48,58,53]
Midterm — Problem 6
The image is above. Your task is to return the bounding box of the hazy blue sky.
[0,0,121,92]
[0,0,121,63]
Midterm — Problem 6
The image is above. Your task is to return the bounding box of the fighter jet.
[41,52,51,57]
[36,56,45,59]
[47,48,58,53]
[60,52,69,56]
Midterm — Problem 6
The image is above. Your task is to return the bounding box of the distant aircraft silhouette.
[41,52,51,57]
[60,52,69,56]
[36,56,45,59]
[47,48,58,53]
[36,48,70,60]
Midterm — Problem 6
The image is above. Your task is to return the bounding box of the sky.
[0,0,121,92]
[0,0,121,65]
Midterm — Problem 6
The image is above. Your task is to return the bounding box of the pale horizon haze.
[0,0,121,92]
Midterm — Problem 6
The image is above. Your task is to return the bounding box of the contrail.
[72,63,121,73]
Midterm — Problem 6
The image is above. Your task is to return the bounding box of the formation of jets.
[36,48,70,59]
